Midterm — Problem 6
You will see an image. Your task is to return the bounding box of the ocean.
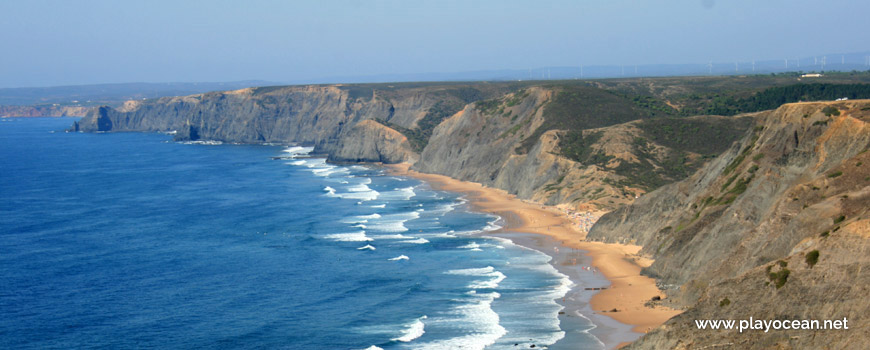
[0,118,604,349]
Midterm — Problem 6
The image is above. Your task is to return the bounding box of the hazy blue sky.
[1,0,868,87]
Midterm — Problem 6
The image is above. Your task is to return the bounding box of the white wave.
[312,166,349,177]
[303,158,327,168]
[282,146,314,155]
[378,186,416,201]
[483,222,502,232]
[398,238,430,244]
[445,266,496,276]
[446,266,506,289]
[368,211,420,233]
[430,202,459,215]
[323,231,372,242]
[338,188,381,201]
[392,316,427,342]
[347,183,372,192]
[370,234,413,240]
[180,140,223,145]
[361,346,383,350]
[357,244,376,251]
[356,214,381,220]
[388,255,409,261]
[323,186,337,197]
[369,221,408,233]
[419,231,458,239]
[458,242,480,250]
[469,271,506,289]
[352,223,367,229]
[289,160,306,165]
[409,291,506,350]
[370,204,386,208]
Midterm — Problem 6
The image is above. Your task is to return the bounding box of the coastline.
[386,163,681,348]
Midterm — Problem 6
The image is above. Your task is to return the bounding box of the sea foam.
[391,316,427,342]
[323,231,373,242]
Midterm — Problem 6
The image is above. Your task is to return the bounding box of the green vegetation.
[696,83,870,116]
[475,98,501,114]
[344,86,374,101]
[723,135,759,175]
[822,106,841,117]
[719,298,731,307]
[805,250,820,268]
[636,117,752,156]
[768,268,791,289]
[613,140,694,191]
[834,215,846,224]
[752,153,765,161]
[721,174,739,191]
[559,131,606,163]
[628,95,678,118]
[524,86,646,154]
[828,171,843,178]
[820,230,830,237]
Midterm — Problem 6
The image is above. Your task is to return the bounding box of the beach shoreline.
[385,163,681,348]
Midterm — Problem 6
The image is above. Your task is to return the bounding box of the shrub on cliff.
[805,250,820,268]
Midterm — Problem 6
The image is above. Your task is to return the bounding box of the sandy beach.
[387,164,681,347]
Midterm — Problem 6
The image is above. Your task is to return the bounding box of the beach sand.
[386,164,681,348]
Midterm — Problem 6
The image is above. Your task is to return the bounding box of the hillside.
[588,101,870,349]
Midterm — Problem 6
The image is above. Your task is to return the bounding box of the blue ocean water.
[1,118,599,349]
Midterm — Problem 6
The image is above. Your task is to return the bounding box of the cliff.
[0,105,91,117]
[587,101,870,349]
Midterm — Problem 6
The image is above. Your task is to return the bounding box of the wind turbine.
[708,61,713,75]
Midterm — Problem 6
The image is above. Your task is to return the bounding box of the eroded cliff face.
[587,101,870,349]
[73,85,455,161]
[327,120,417,164]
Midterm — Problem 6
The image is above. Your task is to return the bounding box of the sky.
[1,0,869,88]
